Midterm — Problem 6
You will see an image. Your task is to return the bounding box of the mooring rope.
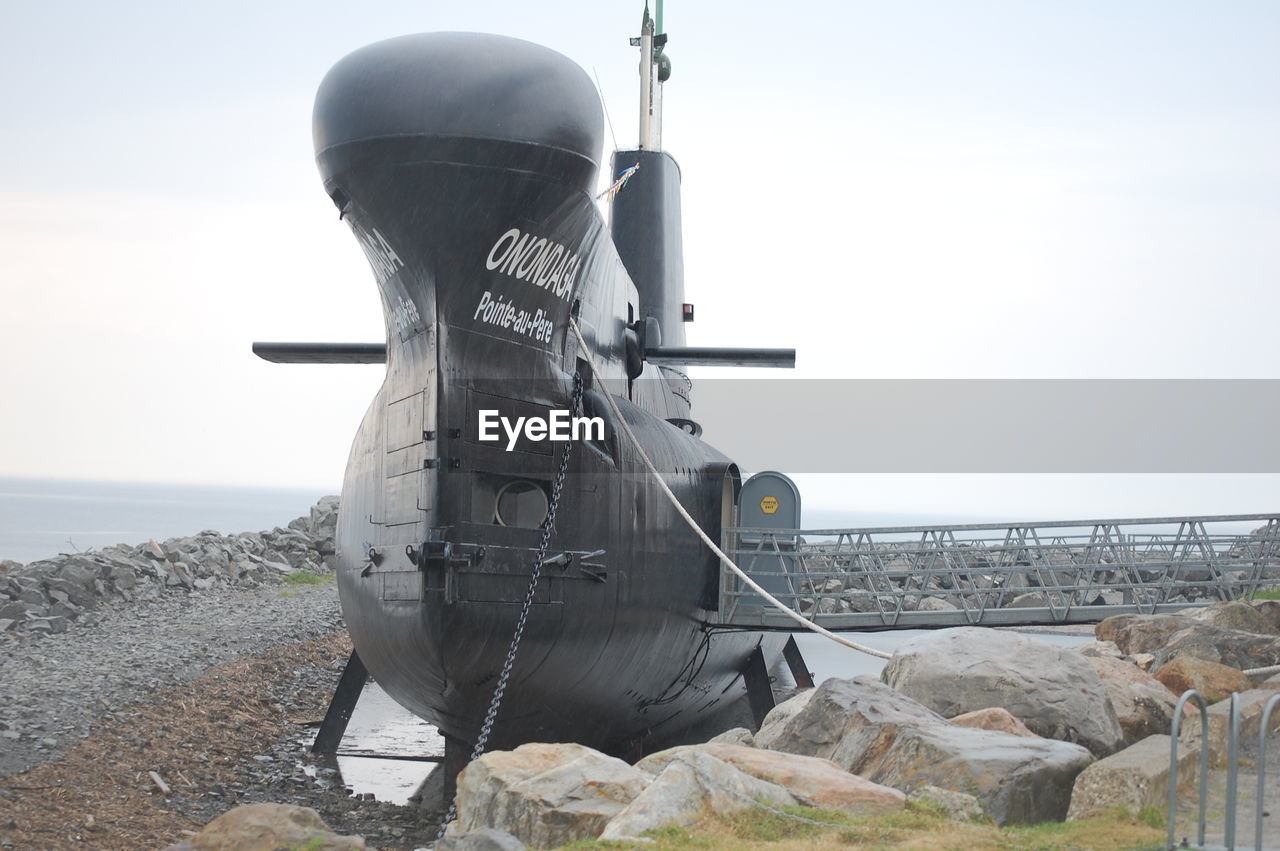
[1244,663,1280,678]
[568,318,892,661]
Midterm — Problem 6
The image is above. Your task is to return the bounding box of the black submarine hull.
[314,33,779,754]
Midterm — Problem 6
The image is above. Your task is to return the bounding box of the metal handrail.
[1169,690,1210,850]
[1257,695,1280,850]
[732,512,1280,536]
[715,517,1280,630]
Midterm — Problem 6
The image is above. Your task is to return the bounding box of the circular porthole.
[494,480,549,528]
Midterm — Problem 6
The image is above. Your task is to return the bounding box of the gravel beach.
[0,509,447,850]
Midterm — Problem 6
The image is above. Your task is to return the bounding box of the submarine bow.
[314,32,777,755]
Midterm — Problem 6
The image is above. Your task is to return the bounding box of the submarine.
[256,8,796,767]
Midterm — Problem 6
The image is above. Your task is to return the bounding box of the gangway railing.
[713,514,1280,630]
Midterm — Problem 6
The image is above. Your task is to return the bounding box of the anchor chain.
[438,370,584,836]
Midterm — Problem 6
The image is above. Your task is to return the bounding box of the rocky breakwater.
[882,627,1127,757]
[439,739,907,848]
[1066,599,1280,820]
[0,496,339,638]
[414,602,1280,847]
[756,676,1094,826]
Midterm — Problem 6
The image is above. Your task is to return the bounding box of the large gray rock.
[708,727,755,746]
[436,827,526,850]
[1153,656,1252,701]
[1253,600,1280,633]
[1099,614,1200,655]
[452,742,649,848]
[882,627,1126,757]
[600,750,798,841]
[1192,600,1280,635]
[761,676,1094,825]
[1086,656,1182,745]
[1076,639,1123,659]
[916,596,958,612]
[949,707,1039,738]
[753,688,814,749]
[1067,734,1203,820]
[909,785,984,823]
[1152,625,1280,671]
[636,743,905,814]
[168,803,365,850]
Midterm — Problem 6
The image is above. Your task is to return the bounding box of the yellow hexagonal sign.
[759,496,780,515]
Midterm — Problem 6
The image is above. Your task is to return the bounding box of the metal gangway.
[713,514,1280,631]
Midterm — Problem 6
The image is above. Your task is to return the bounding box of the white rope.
[1245,663,1280,678]
[568,318,892,661]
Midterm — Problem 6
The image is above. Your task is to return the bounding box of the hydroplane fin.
[643,346,796,368]
[252,342,387,364]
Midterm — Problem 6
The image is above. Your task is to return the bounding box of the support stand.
[311,649,368,754]
[414,732,471,811]
[782,635,814,688]
[743,645,776,729]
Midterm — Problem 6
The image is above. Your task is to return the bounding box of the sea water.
[0,477,332,564]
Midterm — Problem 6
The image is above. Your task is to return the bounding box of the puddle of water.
[332,682,444,805]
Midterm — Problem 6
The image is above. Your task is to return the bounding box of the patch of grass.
[564,803,1167,850]
[283,571,333,586]
[286,838,328,851]
[722,803,843,841]
[1000,807,1167,850]
[1250,586,1280,600]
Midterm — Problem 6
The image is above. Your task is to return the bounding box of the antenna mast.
[632,2,670,150]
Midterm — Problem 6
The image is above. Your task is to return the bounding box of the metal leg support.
[311,649,369,754]
[782,635,814,689]
[743,644,776,730]
[442,732,469,805]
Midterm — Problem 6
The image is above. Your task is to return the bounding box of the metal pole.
[1257,695,1280,851]
[311,650,368,754]
[1168,690,1209,851]
[1226,692,1240,849]
[638,13,653,149]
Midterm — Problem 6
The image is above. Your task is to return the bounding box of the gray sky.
[1,2,1276,520]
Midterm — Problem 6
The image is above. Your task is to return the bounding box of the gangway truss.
[714,514,1280,630]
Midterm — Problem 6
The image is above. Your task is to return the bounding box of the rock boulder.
[708,727,755,747]
[1252,600,1280,633]
[1067,734,1203,820]
[170,804,365,850]
[881,627,1125,757]
[637,743,905,814]
[600,750,798,841]
[753,688,814,749]
[1151,625,1280,672]
[909,785,984,822]
[761,676,1094,825]
[452,742,649,848]
[1105,614,1200,655]
[436,827,526,850]
[949,707,1039,739]
[1154,656,1253,701]
[1192,600,1279,635]
[1086,655,1183,745]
